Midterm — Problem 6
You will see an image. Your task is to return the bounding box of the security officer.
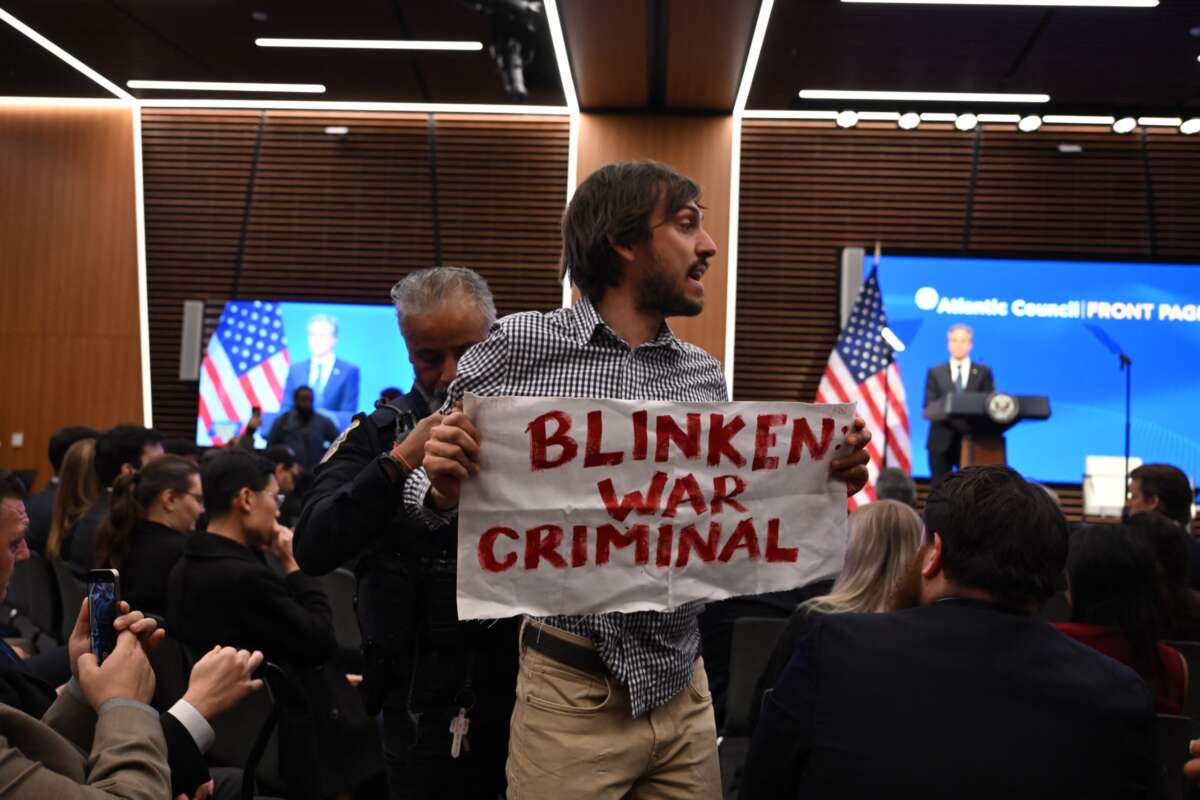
[294,268,519,800]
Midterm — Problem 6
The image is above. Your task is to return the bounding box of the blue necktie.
[314,363,326,405]
[955,365,965,392]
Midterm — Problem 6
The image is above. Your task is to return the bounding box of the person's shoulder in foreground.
[741,464,1162,800]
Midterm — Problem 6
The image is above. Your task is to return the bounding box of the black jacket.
[166,531,337,669]
[923,361,995,452]
[23,483,55,558]
[119,519,188,618]
[294,388,519,711]
[64,493,107,573]
[741,599,1162,800]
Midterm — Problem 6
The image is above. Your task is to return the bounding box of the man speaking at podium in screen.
[282,313,361,413]
[924,323,994,483]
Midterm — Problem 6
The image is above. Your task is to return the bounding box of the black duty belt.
[521,624,607,677]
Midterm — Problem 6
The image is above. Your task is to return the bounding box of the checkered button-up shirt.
[403,296,728,716]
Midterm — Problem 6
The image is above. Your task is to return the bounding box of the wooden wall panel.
[971,126,1150,254]
[734,119,1194,521]
[735,120,973,402]
[141,110,569,441]
[577,113,733,364]
[0,105,142,489]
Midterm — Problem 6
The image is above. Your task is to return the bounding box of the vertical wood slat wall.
[734,121,1200,519]
[141,109,569,441]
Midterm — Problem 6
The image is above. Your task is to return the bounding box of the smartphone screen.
[87,569,120,664]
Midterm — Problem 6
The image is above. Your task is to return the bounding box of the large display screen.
[196,300,413,446]
[876,255,1200,484]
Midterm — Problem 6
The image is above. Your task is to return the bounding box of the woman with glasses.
[95,454,203,617]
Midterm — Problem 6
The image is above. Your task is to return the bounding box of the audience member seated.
[43,438,99,564]
[23,426,96,557]
[266,387,339,473]
[1129,510,1200,641]
[162,438,202,466]
[1,471,265,799]
[263,445,303,527]
[749,499,924,732]
[67,425,164,573]
[741,466,1161,800]
[874,467,917,507]
[95,455,203,617]
[1128,463,1199,588]
[168,450,379,796]
[1055,523,1187,713]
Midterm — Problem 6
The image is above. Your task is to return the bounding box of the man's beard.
[890,544,927,611]
[635,251,704,318]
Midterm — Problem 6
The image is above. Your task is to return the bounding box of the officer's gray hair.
[947,323,973,338]
[389,267,497,328]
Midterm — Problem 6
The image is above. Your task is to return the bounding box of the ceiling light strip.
[1137,116,1183,126]
[542,0,579,113]
[0,96,132,107]
[858,111,901,120]
[977,113,1022,122]
[127,80,326,93]
[734,0,775,114]
[135,98,571,114]
[728,0,778,393]
[1043,115,1116,124]
[255,38,482,51]
[840,0,1157,6]
[800,89,1049,103]
[0,8,133,100]
[919,112,957,121]
[130,106,154,427]
[742,109,839,119]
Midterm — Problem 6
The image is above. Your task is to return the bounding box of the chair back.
[722,617,788,737]
[51,561,87,642]
[1156,713,1191,800]
[149,635,194,711]
[319,568,361,652]
[204,659,285,799]
[1166,640,1200,720]
[7,555,60,644]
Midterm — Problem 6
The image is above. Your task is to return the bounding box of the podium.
[924,392,1051,467]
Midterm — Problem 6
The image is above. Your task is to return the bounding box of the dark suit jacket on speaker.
[282,358,360,412]
[740,599,1162,800]
[923,361,995,452]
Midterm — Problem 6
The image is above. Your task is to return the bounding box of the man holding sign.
[406,161,870,799]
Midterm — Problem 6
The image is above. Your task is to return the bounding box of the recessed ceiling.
[747,0,1200,116]
[0,0,567,106]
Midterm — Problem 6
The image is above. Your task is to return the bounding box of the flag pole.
[875,241,890,469]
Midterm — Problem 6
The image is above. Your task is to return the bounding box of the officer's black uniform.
[294,386,519,800]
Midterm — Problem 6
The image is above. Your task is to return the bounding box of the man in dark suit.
[281,313,361,413]
[23,426,96,557]
[741,465,1162,800]
[169,450,380,797]
[923,323,995,483]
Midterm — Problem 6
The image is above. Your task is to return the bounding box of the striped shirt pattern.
[403,296,728,716]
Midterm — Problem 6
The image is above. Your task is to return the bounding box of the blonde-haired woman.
[44,438,99,562]
[750,499,924,730]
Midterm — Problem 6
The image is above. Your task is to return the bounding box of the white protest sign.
[457,394,855,620]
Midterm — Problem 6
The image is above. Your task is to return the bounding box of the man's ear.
[921,532,944,579]
[234,486,254,515]
[1146,495,1163,513]
[607,233,638,265]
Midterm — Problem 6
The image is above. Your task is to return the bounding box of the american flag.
[815,268,911,510]
[196,301,291,446]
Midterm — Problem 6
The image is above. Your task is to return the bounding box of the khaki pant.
[505,621,721,799]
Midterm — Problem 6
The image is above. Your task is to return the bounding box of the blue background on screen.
[877,255,1200,484]
[279,302,414,416]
